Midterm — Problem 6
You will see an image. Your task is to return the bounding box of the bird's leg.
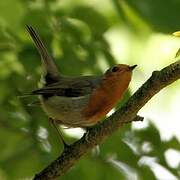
[84,128,91,143]
[83,126,94,143]
[49,118,69,149]
[83,122,101,143]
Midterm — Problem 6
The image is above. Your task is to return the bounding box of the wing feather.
[31,76,102,97]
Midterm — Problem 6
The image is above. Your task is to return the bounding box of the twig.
[34,59,180,180]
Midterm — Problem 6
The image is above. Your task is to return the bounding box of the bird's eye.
[112,66,119,72]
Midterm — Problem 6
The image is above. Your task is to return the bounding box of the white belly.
[40,95,90,127]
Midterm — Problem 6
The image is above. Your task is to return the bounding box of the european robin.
[26,26,137,146]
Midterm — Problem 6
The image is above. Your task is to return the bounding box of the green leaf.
[126,0,180,32]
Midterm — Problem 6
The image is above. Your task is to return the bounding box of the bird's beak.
[129,65,137,71]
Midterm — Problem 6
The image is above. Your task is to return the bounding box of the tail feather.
[26,25,60,84]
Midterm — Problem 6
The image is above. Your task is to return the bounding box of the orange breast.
[82,72,132,125]
[82,81,130,124]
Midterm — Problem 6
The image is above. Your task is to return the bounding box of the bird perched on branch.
[26,25,137,147]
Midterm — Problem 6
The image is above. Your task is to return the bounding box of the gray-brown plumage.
[26,25,136,128]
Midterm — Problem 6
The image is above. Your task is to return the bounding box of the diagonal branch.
[34,59,180,180]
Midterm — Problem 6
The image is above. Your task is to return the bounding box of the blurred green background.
[0,0,179,179]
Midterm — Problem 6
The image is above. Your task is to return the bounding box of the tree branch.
[34,59,180,180]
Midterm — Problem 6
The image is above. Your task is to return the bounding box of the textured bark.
[34,59,180,180]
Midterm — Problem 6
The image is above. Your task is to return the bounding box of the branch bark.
[34,59,180,180]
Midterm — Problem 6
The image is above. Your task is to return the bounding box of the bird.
[26,25,137,147]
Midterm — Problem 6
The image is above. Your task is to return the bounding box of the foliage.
[0,0,179,179]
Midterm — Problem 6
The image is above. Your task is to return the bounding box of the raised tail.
[26,25,60,84]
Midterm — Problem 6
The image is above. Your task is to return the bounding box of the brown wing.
[31,75,102,98]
